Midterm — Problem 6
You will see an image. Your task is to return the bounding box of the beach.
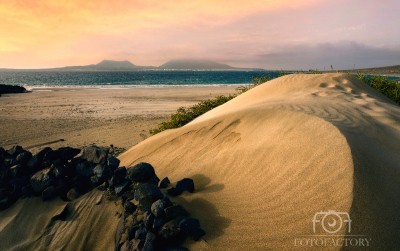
[0,86,238,155]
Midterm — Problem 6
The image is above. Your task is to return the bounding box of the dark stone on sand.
[45,147,81,161]
[52,205,68,221]
[27,147,52,171]
[8,186,22,204]
[76,161,95,177]
[4,157,18,168]
[134,184,164,211]
[120,239,145,251]
[22,185,34,198]
[143,232,157,251]
[0,147,7,162]
[90,175,103,186]
[0,188,8,201]
[7,145,23,157]
[153,216,168,229]
[158,217,185,240]
[164,247,190,251]
[0,84,27,95]
[96,181,108,191]
[52,164,66,179]
[143,211,155,229]
[93,164,110,179]
[30,168,55,193]
[112,166,127,186]
[165,204,188,220]
[115,180,130,196]
[159,177,170,188]
[9,164,28,178]
[9,175,29,187]
[124,200,136,214]
[67,188,80,201]
[122,190,135,203]
[126,162,155,182]
[127,225,141,240]
[115,214,126,244]
[16,151,32,164]
[166,187,179,196]
[0,197,10,211]
[81,146,109,164]
[108,157,120,170]
[135,224,148,239]
[42,186,57,201]
[179,218,206,241]
[175,178,195,195]
[151,197,173,217]
[73,175,92,194]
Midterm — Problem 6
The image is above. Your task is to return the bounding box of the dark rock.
[179,218,206,241]
[135,224,148,239]
[0,197,10,211]
[166,187,179,196]
[90,175,103,187]
[164,247,190,251]
[111,166,127,186]
[143,211,155,229]
[115,214,126,245]
[126,162,155,182]
[73,175,92,194]
[9,175,29,187]
[16,151,32,164]
[0,162,7,172]
[28,147,52,171]
[93,164,110,178]
[81,146,109,164]
[30,168,55,193]
[0,84,27,95]
[76,161,95,177]
[8,186,22,204]
[124,200,136,214]
[4,157,18,168]
[175,178,195,195]
[22,185,34,198]
[115,180,130,196]
[165,204,188,220]
[66,188,80,200]
[151,197,173,217]
[41,158,52,169]
[42,186,57,201]
[128,225,141,240]
[159,177,170,188]
[132,209,144,226]
[52,164,65,179]
[97,181,108,191]
[9,164,28,178]
[142,232,156,251]
[122,190,135,204]
[147,175,160,186]
[108,157,120,170]
[158,217,185,240]
[153,216,168,229]
[0,180,7,188]
[134,184,164,211]
[0,188,8,201]
[45,147,81,161]
[7,145,23,157]
[0,147,7,162]
[52,205,68,221]
[120,239,145,251]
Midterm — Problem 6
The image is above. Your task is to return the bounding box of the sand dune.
[1,73,400,250]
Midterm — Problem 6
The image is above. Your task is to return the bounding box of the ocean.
[0,71,279,90]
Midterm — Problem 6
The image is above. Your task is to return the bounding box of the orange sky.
[1,0,399,69]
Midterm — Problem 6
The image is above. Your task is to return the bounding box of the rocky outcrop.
[0,84,27,96]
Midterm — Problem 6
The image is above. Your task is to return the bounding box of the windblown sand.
[1,74,400,250]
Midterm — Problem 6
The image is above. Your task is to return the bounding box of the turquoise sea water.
[0,71,279,89]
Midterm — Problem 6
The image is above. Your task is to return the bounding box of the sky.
[0,0,399,70]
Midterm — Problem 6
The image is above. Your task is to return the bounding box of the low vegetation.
[149,68,400,135]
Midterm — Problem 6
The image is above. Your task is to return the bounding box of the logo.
[312,210,351,234]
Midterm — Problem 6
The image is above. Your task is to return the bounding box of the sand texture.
[1,74,400,250]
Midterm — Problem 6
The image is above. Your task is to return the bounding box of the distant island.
[0,60,264,72]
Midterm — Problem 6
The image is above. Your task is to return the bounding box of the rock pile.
[113,162,206,251]
[0,144,116,210]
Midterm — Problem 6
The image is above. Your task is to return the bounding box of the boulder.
[16,151,32,164]
[9,175,29,187]
[7,145,23,157]
[4,157,18,168]
[143,211,155,229]
[151,197,173,217]
[0,188,8,201]
[81,146,109,164]
[134,184,164,211]
[8,186,23,204]
[126,162,155,183]
[153,216,168,229]
[175,178,195,195]
[122,190,135,204]
[159,177,170,188]
[111,166,127,186]
[93,164,110,179]
[108,157,120,170]
[115,180,130,196]
[120,239,144,251]
[158,217,185,240]
[9,164,28,178]
[52,164,65,179]
[147,175,160,186]
[45,147,81,161]
[30,168,55,193]
[142,232,157,251]
[0,147,7,162]
[124,200,136,214]
[76,161,95,177]
[127,225,141,240]
[135,224,148,239]
[179,218,206,241]
[90,175,103,186]
[73,176,92,194]
[96,181,108,191]
[115,213,126,245]
[22,185,34,198]
[0,197,10,211]
[67,188,80,201]
[166,187,179,197]
[164,204,188,220]
[42,186,57,201]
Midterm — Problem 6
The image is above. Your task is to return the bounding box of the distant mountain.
[62,60,148,71]
[159,60,236,70]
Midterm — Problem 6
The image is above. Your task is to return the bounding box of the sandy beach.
[0,86,238,155]
[1,73,400,250]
